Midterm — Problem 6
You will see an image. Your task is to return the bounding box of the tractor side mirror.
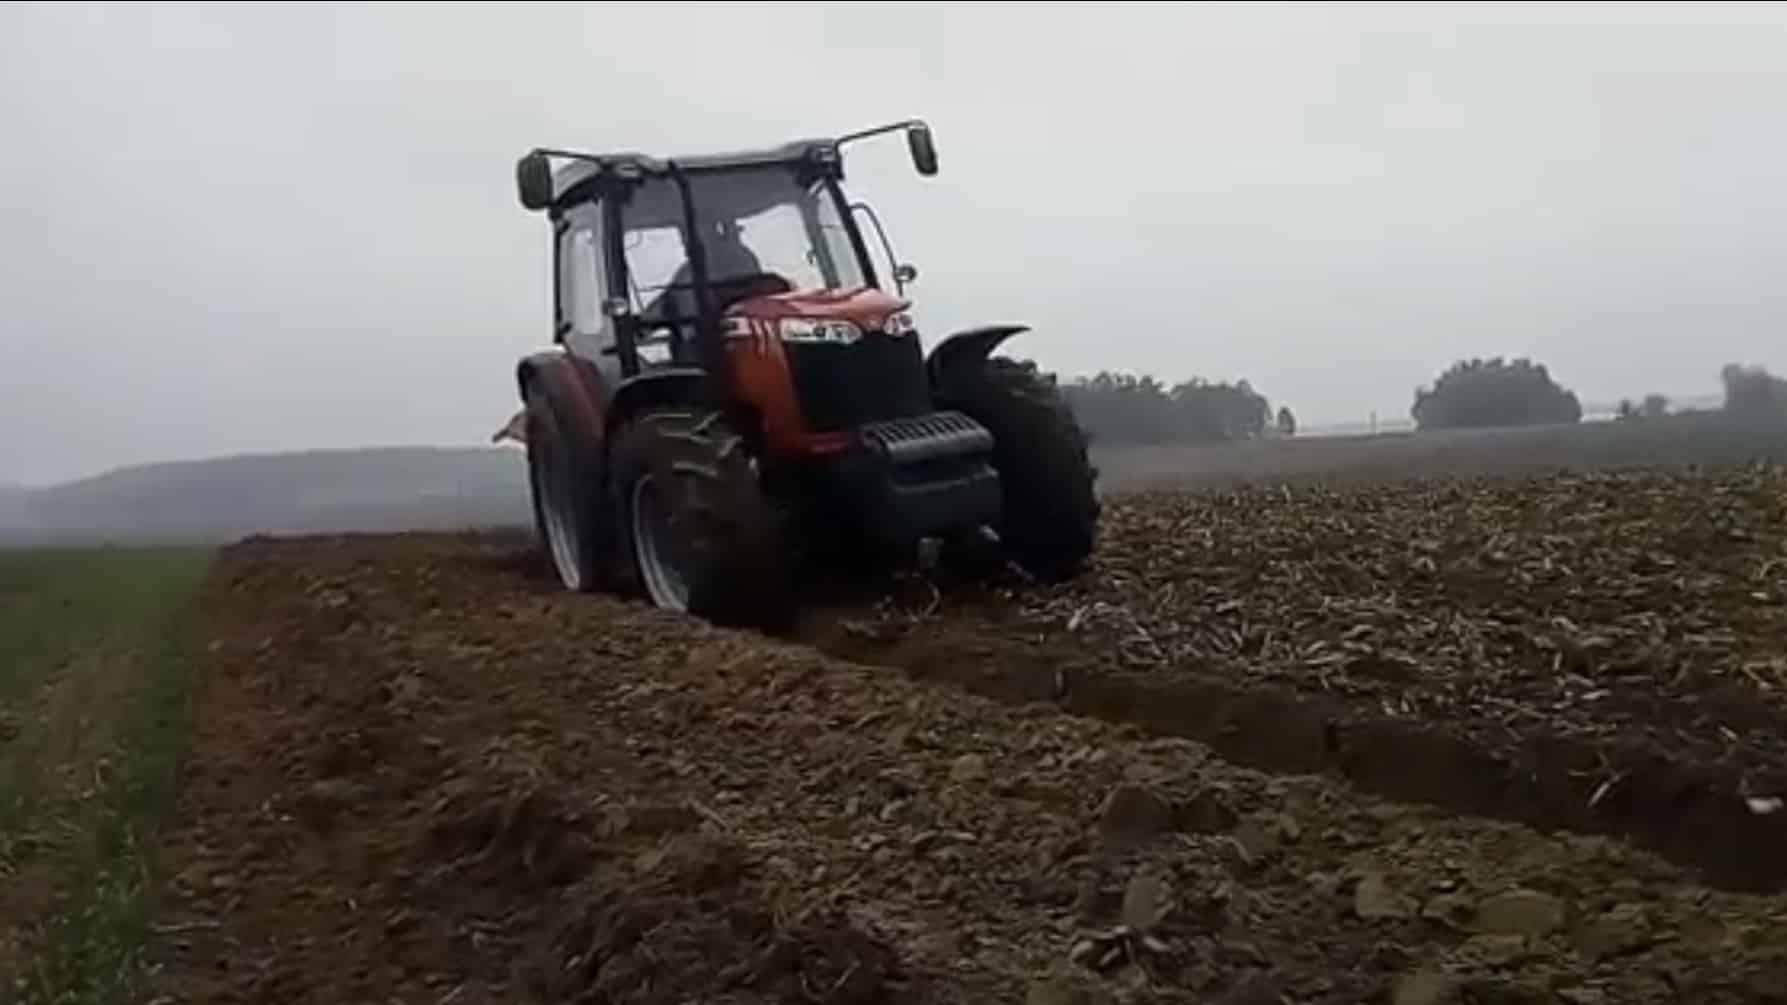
[907,124,938,176]
[516,151,554,210]
[893,263,918,287]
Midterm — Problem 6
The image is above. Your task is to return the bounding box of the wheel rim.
[630,473,690,611]
[536,438,584,591]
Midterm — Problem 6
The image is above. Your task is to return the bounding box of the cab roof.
[541,138,843,211]
[520,120,935,214]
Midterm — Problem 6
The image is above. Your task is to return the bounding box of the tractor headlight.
[778,318,862,345]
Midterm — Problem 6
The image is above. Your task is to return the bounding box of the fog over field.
[1,410,1781,548]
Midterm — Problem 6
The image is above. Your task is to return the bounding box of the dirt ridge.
[808,623,1787,893]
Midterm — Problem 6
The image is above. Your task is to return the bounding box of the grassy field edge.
[1,548,213,1004]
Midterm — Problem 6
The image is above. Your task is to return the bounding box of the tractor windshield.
[620,166,868,318]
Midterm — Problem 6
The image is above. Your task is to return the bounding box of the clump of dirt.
[536,831,900,1005]
[420,774,602,891]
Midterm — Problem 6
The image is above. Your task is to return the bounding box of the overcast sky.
[3,2,1785,484]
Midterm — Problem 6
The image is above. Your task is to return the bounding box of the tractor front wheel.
[608,408,795,632]
[936,356,1100,582]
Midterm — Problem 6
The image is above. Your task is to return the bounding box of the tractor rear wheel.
[525,384,605,592]
[608,408,795,632]
[936,356,1100,582]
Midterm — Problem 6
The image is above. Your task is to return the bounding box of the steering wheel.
[639,272,794,322]
[709,271,795,308]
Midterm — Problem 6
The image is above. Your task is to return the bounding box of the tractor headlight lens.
[881,312,915,336]
[778,318,862,345]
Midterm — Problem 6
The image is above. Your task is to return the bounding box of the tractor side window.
[560,226,604,336]
[559,212,619,376]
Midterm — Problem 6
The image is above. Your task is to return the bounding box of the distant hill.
[3,447,532,547]
[2,407,1781,550]
[0,485,31,535]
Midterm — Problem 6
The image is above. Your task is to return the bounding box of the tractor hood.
[726,286,910,328]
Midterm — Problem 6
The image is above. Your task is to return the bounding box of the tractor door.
[556,200,623,387]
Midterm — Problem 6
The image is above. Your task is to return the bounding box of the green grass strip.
[0,547,213,1004]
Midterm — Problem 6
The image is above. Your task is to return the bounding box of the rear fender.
[925,324,1029,389]
[494,351,608,445]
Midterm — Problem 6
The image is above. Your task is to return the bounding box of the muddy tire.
[525,384,606,592]
[608,408,795,632]
[936,356,1100,582]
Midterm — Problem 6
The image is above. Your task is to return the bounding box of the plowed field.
[134,462,1787,1004]
[808,465,1787,893]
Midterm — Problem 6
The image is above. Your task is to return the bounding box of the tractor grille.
[858,411,994,466]
[785,333,930,432]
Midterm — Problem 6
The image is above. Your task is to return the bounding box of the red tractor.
[496,121,1099,630]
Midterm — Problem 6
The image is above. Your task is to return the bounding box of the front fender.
[604,368,711,439]
[925,324,1030,388]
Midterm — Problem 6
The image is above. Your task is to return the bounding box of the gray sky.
[3,2,1785,485]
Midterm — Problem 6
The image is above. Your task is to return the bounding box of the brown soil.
[142,519,1787,1003]
[805,464,1787,892]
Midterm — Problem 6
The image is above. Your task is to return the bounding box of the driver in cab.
[640,217,779,323]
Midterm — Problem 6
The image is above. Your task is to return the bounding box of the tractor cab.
[516,124,933,387]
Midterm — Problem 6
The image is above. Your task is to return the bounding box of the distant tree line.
[1055,371,1283,445]
[1411,355,1787,431]
[993,361,1288,446]
[1616,394,1672,421]
[1721,363,1787,422]
[1607,364,1786,425]
[1021,353,1784,446]
[1411,357,1583,431]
